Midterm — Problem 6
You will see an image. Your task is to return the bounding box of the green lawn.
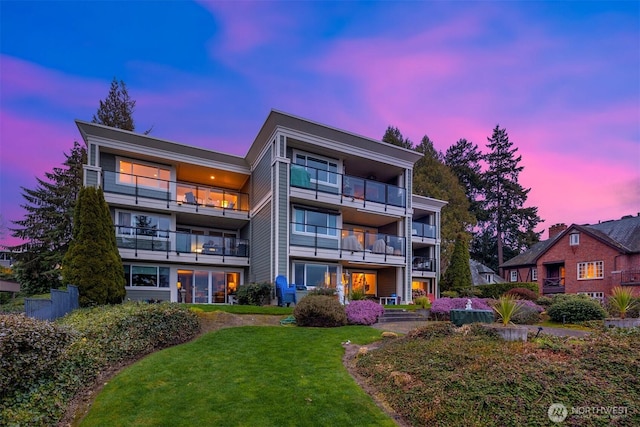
[80,326,395,427]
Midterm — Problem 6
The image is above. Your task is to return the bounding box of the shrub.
[412,288,426,299]
[414,296,431,309]
[535,296,553,308]
[294,295,347,327]
[547,295,607,323]
[0,314,75,396]
[477,282,538,299]
[346,300,384,325]
[492,295,522,326]
[440,290,459,298]
[236,282,273,306]
[511,300,544,325]
[349,289,366,301]
[307,287,336,297]
[505,287,538,301]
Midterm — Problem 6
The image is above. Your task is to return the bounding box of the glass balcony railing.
[412,256,435,272]
[115,226,249,258]
[290,164,406,208]
[102,170,249,212]
[411,222,436,238]
[290,223,406,256]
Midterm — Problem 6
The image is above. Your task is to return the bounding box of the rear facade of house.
[76,110,446,305]
[501,216,640,300]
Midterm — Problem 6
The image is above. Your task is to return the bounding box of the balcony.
[620,268,640,286]
[412,222,436,239]
[115,226,249,259]
[543,277,565,294]
[412,256,435,272]
[102,170,249,212]
[290,164,406,209]
[289,223,406,262]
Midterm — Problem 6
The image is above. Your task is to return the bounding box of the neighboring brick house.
[500,215,640,299]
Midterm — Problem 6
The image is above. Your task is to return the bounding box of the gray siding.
[277,164,288,275]
[251,202,272,283]
[252,145,272,204]
[86,169,99,188]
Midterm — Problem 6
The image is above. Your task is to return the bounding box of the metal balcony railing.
[289,223,406,257]
[115,226,249,258]
[290,164,406,208]
[620,268,640,285]
[102,170,249,212]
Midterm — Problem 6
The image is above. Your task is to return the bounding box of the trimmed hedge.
[293,295,347,327]
[0,302,200,427]
[477,282,538,299]
[236,282,273,306]
[547,295,607,323]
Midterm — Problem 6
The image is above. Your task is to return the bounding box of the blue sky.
[1,1,639,247]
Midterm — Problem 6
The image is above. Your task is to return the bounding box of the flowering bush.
[412,289,426,299]
[346,300,385,325]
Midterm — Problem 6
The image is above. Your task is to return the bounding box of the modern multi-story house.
[76,110,446,305]
[500,215,640,300]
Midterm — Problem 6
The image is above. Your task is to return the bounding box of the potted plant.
[487,295,528,341]
[605,286,640,328]
[414,296,431,318]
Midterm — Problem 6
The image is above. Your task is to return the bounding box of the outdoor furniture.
[275,275,296,307]
[185,192,197,204]
[449,309,494,327]
[342,235,362,251]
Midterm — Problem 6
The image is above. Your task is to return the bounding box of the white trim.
[577,261,604,280]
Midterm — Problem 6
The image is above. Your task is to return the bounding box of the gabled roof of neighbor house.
[470,259,505,285]
[500,214,640,269]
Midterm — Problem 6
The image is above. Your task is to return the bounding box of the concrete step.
[378,309,428,323]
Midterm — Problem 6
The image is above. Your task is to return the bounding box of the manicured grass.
[536,319,595,331]
[187,303,293,315]
[80,326,394,427]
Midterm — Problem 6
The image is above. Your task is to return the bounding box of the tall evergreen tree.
[62,187,125,306]
[412,135,475,272]
[475,125,542,271]
[444,138,485,224]
[440,233,472,293]
[92,78,136,131]
[9,142,86,293]
[382,126,413,149]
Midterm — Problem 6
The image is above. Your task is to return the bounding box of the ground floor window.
[577,291,605,302]
[177,269,240,304]
[293,262,337,289]
[124,265,170,287]
[412,279,435,300]
[350,271,377,296]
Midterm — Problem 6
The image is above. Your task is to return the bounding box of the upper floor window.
[293,208,338,237]
[117,211,170,238]
[569,233,580,246]
[510,271,518,282]
[295,153,338,186]
[118,159,170,190]
[484,274,494,283]
[578,261,604,280]
[531,268,538,281]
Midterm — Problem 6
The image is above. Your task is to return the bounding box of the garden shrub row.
[546,294,608,323]
[293,296,385,327]
[476,282,539,299]
[0,302,200,427]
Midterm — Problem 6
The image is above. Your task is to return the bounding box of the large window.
[117,211,170,238]
[293,208,337,237]
[578,261,604,280]
[118,159,170,190]
[124,265,170,287]
[295,153,338,186]
[293,263,337,289]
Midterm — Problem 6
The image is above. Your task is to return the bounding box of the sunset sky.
[1,1,638,248]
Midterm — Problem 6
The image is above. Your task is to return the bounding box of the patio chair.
[275,275,296,307]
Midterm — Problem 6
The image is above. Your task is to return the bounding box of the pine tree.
[444,138,485,224]
[92,78,136,131]
[382,126,413,149]
[9,142,86,293]
[62,187,125,306]
[475,125,542,271]
[441,233,472,293]
[412,135,475,272]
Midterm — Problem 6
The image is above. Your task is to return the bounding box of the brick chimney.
[548,223,567,239]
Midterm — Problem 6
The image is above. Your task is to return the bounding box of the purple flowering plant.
[346,300,385,325]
